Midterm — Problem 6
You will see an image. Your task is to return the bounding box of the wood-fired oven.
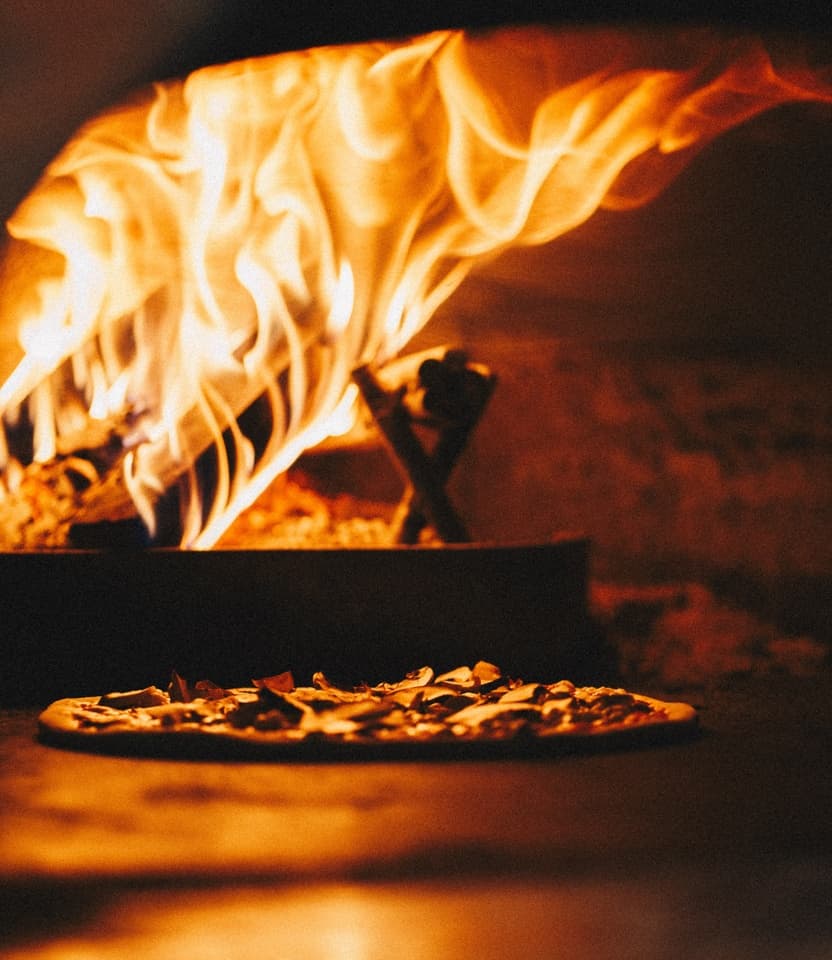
[0,4,830,956]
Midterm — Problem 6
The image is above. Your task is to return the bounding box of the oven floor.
[1,676,830,958]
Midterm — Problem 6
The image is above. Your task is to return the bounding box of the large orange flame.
[0,26,829,546]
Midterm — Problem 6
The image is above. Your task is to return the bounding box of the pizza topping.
[168,672,231,703]
[72,704,137,727]
[544,680,575,699]
[143,702,217,725]
[311,672,371,703]
[229,688,305,729]
[214,666,669,741]
[51,664,694,749]
[167,671,191,703]
[434,661,503,690]
[194,679,232,701]
[253,672,295,696]
[98,686,168,709]
[369,665,436,694]
[499,682,548,704]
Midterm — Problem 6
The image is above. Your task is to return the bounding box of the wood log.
[352,363,471,543]
[394,351,495,542]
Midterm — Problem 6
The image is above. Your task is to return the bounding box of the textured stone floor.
[2,675,830,957]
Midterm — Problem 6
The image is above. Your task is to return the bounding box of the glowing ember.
[1,26,829,547]
[217,474,401,549]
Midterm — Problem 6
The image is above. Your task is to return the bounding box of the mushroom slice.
[499,683,547,704]
[448,701,542,728]
[372,665,434,694]
[471,661,502,685]
[304,698,399,736]
[98,686,169,709]
[434,665,475,688]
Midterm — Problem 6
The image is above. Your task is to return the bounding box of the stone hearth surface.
[1,675,830,958]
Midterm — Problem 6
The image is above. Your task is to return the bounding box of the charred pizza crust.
[37,662,698,759]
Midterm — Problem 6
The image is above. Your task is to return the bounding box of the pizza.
[38,661,698,759]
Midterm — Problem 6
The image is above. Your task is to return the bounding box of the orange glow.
[0,26,829,546]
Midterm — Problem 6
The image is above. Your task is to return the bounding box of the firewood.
[394,351,495,542]
[352,357,492,544]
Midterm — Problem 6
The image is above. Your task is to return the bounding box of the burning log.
[0,345,494,550]
[395,349,496,542]
[352,349,495,543]
[351,365,468,543]
[0,411,139,550]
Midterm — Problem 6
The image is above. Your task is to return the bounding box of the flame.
[0,26,829,547]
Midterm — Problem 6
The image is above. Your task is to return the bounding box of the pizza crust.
[37,665,698,759]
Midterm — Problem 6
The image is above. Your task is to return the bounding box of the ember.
[217,475,399,549]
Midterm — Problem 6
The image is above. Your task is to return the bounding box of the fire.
[0,26,829,547]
